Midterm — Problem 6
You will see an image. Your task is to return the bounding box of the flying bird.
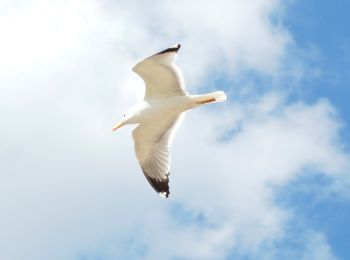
[113,44,226,198]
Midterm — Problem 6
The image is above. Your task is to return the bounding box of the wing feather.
[132,113,185,197]
[132,44,188,100]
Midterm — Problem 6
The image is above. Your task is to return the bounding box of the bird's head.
[112,111,132,131]
[112,102,144,131]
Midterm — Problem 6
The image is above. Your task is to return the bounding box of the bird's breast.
[139,96,191,123]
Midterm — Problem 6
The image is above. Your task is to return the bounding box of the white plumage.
[113,44,226,198]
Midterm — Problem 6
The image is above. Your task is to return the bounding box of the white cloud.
[301,232,337,260]
[0,0,349,259]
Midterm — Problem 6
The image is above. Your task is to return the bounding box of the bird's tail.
[191,91,227,105]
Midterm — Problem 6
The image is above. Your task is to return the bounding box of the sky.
[0,0,349,259]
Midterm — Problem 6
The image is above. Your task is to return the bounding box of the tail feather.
[191,91,227,105]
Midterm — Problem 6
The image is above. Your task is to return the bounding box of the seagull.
[113,44,226,198]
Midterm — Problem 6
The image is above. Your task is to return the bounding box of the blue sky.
[277,1,350,259]
[0,0,349,259]
[285,0,350,143]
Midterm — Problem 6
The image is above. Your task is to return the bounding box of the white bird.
[113,44,226,198]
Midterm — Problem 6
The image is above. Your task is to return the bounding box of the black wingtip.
[159,191,170,198]
[141,168,170,198]
[151,177,170,198]
[155,43,181,55]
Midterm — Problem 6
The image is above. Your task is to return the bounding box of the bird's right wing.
[132,44,188,100]
[132,113,185,198]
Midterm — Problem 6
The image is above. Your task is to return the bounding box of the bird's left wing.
[132,44,188,100]
[132,113,185,198]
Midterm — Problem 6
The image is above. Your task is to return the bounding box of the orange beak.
[112,122,123,131]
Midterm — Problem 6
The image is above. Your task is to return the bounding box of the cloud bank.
[0,0,349,259]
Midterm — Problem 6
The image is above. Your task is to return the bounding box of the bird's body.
[113,44,226,198]
[127,96,191,124]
